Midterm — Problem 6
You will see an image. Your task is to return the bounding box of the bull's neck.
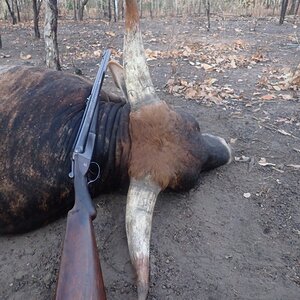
[90,101,131,195]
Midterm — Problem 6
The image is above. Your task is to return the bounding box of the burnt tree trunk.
[204,0,211,31]
[73,0,77,20]
[121,0,125,19]
[108,0,112,21]
[294,0,300,16]
[0,35,2,49]
[44,0,61,70]
[77,0,88,21]
[139,0,143,18]
[14,0,20,22]
[32,0,42,39]
[4,0,17,24]
[289,0,297,14]
[149,0,153,18]
[279,0,289,24]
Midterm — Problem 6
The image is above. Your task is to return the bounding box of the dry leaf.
[277,129,291,136]
[185,88,198,99]
[0,54,11,58]
[235,155,250,162]
[273,85,282,91]
[201,63,214,71]
[93,50,102,57]
[105,31,116,37]
[234,39,247,49]
[286,164,300,169]
[230,59,237,69]
[20,53,32,60]
[280,94,293,100]
[258,158,276,166]
[261,94,275,101]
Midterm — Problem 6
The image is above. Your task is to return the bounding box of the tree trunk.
[73,0,77,20]
[44,0,61,70]
[108,0,112,21]
[139,0,143,18]
[205,0,211,31]
[4,0,17,24]
[149,0,153,18]
[0,35,2,49]
[77,0,88,21]
[289,0,297,14]
[121,0,124,19]
[32,0,41,39]
[294,0,300,17]
[113,0,118,21]
[279,0,289,24]
[14,0,20,22]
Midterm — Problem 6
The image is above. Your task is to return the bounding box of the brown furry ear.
[108,61,128,99]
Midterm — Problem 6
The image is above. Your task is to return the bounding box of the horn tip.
[137,281,149,300]
[134,256,150,300]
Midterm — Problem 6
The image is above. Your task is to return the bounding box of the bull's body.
[0,66,230,235]
[0,66,131,233]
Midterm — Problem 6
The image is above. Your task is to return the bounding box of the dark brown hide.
[129,102,207,190]
[0,66,130,233]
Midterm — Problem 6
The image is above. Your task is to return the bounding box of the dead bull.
[0,0,232,299]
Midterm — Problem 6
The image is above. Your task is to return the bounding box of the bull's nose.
[201,133,233,171]
[218,136,234,165]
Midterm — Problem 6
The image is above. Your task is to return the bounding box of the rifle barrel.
[74,49,111,154]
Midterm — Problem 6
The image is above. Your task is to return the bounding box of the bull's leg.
[201,133,233,172]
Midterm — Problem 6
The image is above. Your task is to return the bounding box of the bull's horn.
[126,177,161,300]
[124,0,161,110]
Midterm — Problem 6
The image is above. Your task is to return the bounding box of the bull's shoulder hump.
[0,65,92,87]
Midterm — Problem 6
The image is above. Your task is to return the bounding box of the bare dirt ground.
[0,15,300,300]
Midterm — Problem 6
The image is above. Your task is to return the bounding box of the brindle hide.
[0,66,130,233]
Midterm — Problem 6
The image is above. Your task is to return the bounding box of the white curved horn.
[126,177,161,300]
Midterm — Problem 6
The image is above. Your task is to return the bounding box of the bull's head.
[108,1,232,299]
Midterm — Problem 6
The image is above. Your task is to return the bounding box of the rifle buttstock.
[55,204,106,300]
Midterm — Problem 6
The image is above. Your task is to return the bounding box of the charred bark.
[108,0,112,21]
[14,0,20,22]
[204,0,211,31]
[0,35,2,49]
[279,0,289,24]
[289,0,297,14]
[73,0,77,20]
[294,0,300,17]
[44,0,61,70]
[4,0,17,24]
[32,0,42,39]
[77,0,88,21]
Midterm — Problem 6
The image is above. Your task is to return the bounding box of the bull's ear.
[108,61,128,99]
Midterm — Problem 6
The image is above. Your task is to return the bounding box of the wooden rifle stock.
[55,158,106,300]
[56,50,111,300]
